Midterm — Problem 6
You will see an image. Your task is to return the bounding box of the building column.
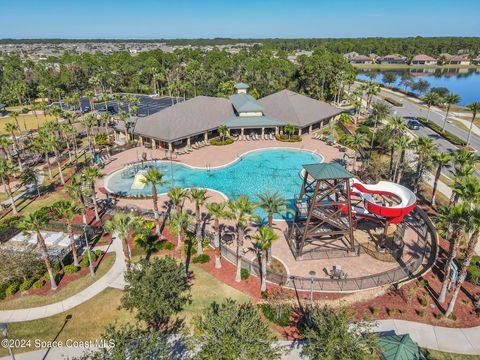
[124,131,129,141]
[275,127,279,135]
[139,136,144,146]
[168,142,173,152]
[187,137,191,146]
[241,128,244,135]
[309,124,313,133]
[204,132,208,141]
[151,138,156,149]
[261,128,265,137]
[298,128,302,136]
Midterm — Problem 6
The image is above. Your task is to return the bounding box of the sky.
[0,0,479,39]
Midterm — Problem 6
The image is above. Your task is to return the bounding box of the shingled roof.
[258,90,342,127]
[133,96,234,142]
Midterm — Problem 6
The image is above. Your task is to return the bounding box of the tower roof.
[303,162,353,180]
[234,82,250,90]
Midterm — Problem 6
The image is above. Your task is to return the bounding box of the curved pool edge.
[103,146,324,196]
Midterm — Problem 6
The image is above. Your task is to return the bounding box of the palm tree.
[453,148,477,170]
[451,175,480,208]
[413,136,436,194]
[438,204,467,303]
[423,92,441,122]
[0,159,18,214]
[393,135,412,183]
[284,123,296,140]
[46,134,65,185]
[34,130,53,181]
[133,221,161,261]
[169,210,193,268]
[18,209,57,289]
[9,111,21,132]
[188,188,209,255]
[466,102,480,147]
[4,122,22,171]
[343,132,368,172]
[167,187,189,214]
[105,212,142,266]
[256,190,290,228]
[445,207,480,316]
[82,166,104,222]
[65,175,90,225]
[253,226,279,292]
[431,152,452,206]
[218,124,229,142]
[227,195,257,282]
[0,136,13,162]
[140,169,169,233]
[386,116,407,177]
[20,167,41,197]
[52,200,81,267]
[206,202,230,269]
[441,93,461,131]
[85,90,95,112]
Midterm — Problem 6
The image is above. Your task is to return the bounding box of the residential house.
[378,54,407,65]
[411,54,437,66]
[349,55,374,64]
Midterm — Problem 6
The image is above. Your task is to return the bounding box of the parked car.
[407,119,421,130]
[107,105,116,114]
[82,105,91,113]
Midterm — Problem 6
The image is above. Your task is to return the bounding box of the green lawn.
[0,264,250,356]
[422,348,480,359]
[0,114,55,135]
[0,253,116,310]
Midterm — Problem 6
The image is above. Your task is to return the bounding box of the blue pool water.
[106,148,322,221]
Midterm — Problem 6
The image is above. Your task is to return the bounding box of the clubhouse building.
[114,83,343,151]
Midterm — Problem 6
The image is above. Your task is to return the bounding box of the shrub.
[466,256,480,285]
[418,294,429,307]
[275,134,302,142]
[386,308,396,316]
[192,254,210,264]
[52,261,62,273]
[0,283,7,300]
[159,240,175,251]
[416,309,425,317]
[240,268,250,280]
[5,281,20,297]
[259,303,292,327]
[382,96,403,107]
[63,264,79,274]
[434,313,442,320]
[80,251,97,267]
[94,249,103,257]
[210,137,234,146]
[370,306,379,316]
[19,279,34,292]
[32,279,45,289]
[416,117,466,146]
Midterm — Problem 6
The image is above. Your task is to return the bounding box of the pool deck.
[98,136,425,280]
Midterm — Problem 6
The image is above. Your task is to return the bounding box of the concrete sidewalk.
[0,233,125,323]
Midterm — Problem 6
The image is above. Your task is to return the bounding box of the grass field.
[0,264,249,356]
[0,114,55,135]
[0,253,116,311]
[422,348,480,359]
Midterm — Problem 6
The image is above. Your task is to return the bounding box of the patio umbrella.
[329,133,334,143]
[379,334,426,360]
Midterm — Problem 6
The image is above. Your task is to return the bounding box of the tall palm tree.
[18,209,57,289]
[431,152,452,206]
[133,220,161,261]
[206,202,230,269]
[441,93,461,131]
[393,135,412,183]
[34,130,53,180]
[284,123,296,140]
[446,207,480,316]
[253,226,279,292]
[0,159,18,214]
[423,92,441,122]
[451,175,480,208]
[227,195,257,282]
[20,167,41,197]
[188,188,209,255]
[65,174,90,225]
[413,136,436,194]
[438,204,467,303]
[218,124,229,142]
[466,102,480,147]
[343,132,368,172]
[140,169,169,233]
[105,212,142,266]
[4,122,22,171]
[9,111,21,133]
[453,148,477,171]
[167,187,189,214]
[386,116,407,177]
[46,134,66,185]
[169,210,193,268]
[82,166,104,222]
[0,136,13,162]
[256,190,290,228]
[52,200,81,267]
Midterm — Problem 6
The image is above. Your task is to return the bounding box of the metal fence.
[198,207,437,292]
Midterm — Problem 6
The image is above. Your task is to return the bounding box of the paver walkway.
[0,233,125,323]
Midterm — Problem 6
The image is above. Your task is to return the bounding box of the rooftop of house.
[412,54,437,61]
[229,93,264,113]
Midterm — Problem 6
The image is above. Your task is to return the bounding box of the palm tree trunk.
[214,219,221,269]
[431,166,442,206]
[196,205,203,255]
[446,231,479,317]
[91,183,100,222]
[2,177,17,215]
[55,150,65,185]
[45,150,53,180]
[235,226,244,282]
[68,223,79,267]
[439,235,460,303]
[152,186,160,235]
[261,251,267,292]
[38,231,57,290]
[442,107,450,131]
[466,114,476,147]
[179,229,186,267]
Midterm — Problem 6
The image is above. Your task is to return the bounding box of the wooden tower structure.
[287,162,356,259]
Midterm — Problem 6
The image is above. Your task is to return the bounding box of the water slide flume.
[348,178,417,224]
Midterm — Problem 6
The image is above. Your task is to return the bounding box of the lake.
[357,68,480,106]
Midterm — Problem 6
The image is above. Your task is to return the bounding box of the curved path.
[0,234,126,323]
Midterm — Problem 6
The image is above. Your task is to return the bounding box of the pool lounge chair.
[246,135,251,141]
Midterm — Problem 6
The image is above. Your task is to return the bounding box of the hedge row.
[210,137,234,146]
[417,117,467,146]
[382,96,403,107]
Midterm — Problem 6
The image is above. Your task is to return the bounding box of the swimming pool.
[105,148,322,220]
